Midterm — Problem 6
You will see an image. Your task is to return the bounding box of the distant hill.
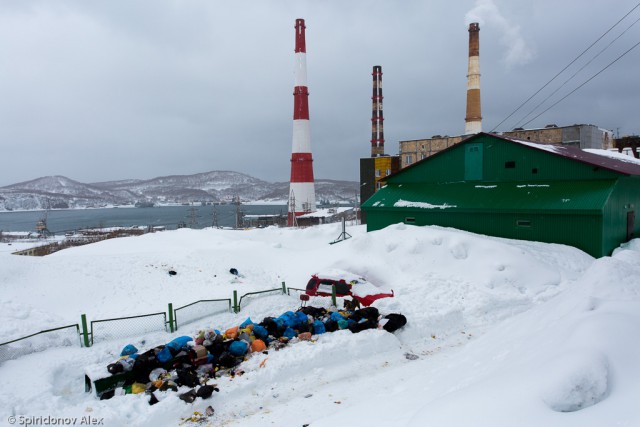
[0,172,358,211]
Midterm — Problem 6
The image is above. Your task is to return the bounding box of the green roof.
[362,180,616,214]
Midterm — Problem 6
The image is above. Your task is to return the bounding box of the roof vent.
[545,124,558,128]
[513,127,524,131]
[432,135,442,138]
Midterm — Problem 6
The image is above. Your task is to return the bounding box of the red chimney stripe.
[295,19,306,53]
[290,153,314,182]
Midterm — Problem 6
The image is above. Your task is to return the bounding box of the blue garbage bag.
[240,317,254,329]
[330,312,346,322]
[156,346,173,363]
[229,340,249,357]
[312,319,326,335]
[253,324,269,340]
[166,336,192,353]
[282,327,297,339]
[120,344,138,357]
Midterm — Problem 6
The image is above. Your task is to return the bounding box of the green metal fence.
[90,312,167,345]
[0,324,80,364]
[173,299,232,330]
[2,282,293,363]
[234,282,287,313]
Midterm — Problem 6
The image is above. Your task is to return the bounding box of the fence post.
[233,290,239,313]
[281,281,286,294]
[80,314,90,348]
[168,303,175,332]
[331,284,337,307]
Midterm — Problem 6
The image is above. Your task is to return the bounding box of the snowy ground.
[1,223,639,427]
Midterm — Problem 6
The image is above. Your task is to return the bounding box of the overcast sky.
[1,0,639,186]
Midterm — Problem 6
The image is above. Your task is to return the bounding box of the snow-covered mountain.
[0,172,358,211]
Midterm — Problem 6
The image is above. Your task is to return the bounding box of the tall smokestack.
[288,18,316,226]
[465,22,482,135]
[371,65,384,157]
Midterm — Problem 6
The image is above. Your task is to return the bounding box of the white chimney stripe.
[465,121,482,135]
[290,182,316,212]
[294,52,308,87]
[292,120,311,153]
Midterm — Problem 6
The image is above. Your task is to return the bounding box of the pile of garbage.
[91,305,407,407]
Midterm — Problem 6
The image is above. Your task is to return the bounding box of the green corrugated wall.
[364,134,640,258]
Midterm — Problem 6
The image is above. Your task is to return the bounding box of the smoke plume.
[465,0,535,68]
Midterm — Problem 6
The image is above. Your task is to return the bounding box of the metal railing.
[173,299,232,330]
[90,312,167,345]
[235,283,287,312]
[2,281,295,365]
[0,324,80,364]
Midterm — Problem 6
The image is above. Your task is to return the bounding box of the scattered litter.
[86,305,407,404]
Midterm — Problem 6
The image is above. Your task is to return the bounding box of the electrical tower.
[186,206,200,228]
[233,195,243,229]
[212,206,219,228]
[288,190,298,227]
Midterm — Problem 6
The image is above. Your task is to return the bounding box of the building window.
[405,217,416,223]
[386,169,391,175]
[376,182,382,190]
[505,161,516,168]
[406,155,413,165]
[375,169,381,177]
[421,153,425,160]
[516,220,531,227]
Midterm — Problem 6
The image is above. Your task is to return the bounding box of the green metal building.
[362,133,640,258]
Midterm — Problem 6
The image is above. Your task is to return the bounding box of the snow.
[298,207,352,218]
[1,222,640,427]
[584,148,640,165]
[394,199,457,209]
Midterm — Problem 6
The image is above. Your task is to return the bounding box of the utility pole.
[233,195,243,229]
[212,206,219,228]
[187,207,200,228]
[288,190,298,227]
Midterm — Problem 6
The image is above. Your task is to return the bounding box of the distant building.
[360,156,400,222]
[399,124,614,169]
[614,135,640,158]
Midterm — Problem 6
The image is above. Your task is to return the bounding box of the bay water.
[0,204,287,233]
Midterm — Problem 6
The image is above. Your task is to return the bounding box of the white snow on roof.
[504,137,565,153]
[584,148,640,165]
[506,137,640,166]
[394,199,457,209]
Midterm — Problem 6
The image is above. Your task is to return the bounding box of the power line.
[514,14,640,128]
[491,1,640,132]
[520,39,640,128]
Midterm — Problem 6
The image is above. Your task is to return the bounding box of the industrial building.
[362,133,640,258]
[359,65,400,223]
[399,124,615,169]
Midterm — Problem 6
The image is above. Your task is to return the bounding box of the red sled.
[304,273,393,307]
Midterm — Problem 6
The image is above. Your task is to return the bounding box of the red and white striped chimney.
[371,65,384,157]
[288,18,316,226]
